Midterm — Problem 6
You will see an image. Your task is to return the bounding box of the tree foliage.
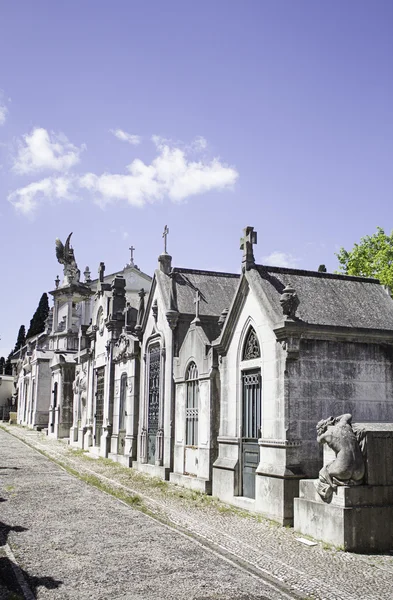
[26,293,50,339]
[13,325,26,353]
[4,353,12,375]
[318,264,327,273]
[0,356,5,374]
[336,227,393,288]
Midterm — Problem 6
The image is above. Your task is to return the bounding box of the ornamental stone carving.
[279,285,300,320]
[113,333,132,362]
[55,232,81,286]
[315,413,365,502]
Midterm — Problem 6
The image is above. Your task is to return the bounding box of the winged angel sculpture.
[55,232,81,286]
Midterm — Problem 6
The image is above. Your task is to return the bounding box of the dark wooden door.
[241,370,261,498]
[95,367,105,445]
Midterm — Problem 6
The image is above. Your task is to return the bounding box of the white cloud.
[110,129,141,145]
[261,251,300,268]
[9,136,238,215]
[192,136,207,151]
[13,127,84,174]
[80,140,238,207]
[8,176,75,216]
[0,103,7,126]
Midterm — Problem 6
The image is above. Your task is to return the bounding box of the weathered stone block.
[354,423,393,486]
[294,481,393,552]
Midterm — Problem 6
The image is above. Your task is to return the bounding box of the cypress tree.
[0,356,5,374]
[4,353,12,376]
[26,293,50,339]
[13,325,26,352]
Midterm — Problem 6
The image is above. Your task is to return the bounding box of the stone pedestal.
[294,480,393,552]
[294,423,393,552]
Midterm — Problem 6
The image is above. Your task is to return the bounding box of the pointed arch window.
[186,362,199,446]
[242,327,261,361]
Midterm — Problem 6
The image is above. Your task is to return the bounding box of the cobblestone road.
[0,428,297,599]
[1,425,393,600]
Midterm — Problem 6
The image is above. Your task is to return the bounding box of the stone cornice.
[273,320,393,345]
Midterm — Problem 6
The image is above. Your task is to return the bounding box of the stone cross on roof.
[129,246,135,266]
[162,225,169,253]
[240,226,257,271]
[193,289,201,321]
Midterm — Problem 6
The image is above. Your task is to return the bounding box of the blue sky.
[1,0,392,357]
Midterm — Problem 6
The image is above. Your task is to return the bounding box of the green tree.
[318,264,327,273]
[26,293,50,339]
[336,227,393,288]
[4,353,12,375]
[13,325,26,352]
[0,356,5,374]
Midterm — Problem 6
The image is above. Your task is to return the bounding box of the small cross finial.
[240,226,257,271]
[162,225,169,253]
[129,246,135,266]
[193,290,201,321]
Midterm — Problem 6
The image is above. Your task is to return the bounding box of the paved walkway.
[1,425,393,600]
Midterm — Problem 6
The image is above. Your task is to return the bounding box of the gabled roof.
[256,266,393,330]
[157,267,240,317]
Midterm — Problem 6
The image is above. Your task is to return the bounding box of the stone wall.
[288,338,393,477]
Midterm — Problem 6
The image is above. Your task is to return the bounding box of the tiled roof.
[157,268,240,317]
[256,266,393,330]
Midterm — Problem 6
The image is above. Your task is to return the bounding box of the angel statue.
[55,232,81,286]
[315,413,365,503]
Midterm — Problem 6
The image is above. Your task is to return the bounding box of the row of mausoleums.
[13,227,393,525]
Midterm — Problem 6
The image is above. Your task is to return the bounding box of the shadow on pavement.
[0,520,63,599]
[0,467,21,470]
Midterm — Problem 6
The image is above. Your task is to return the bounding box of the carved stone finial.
[152,299,158,322]
[55,232,81,286]
[55,275,60,289]
[84,266,91,283]
[134,288,146,339]
[98,262,105,283]
[240,226,257,271]
[315,414,365,503]
[166,309,179,331]
[279,285,300,320]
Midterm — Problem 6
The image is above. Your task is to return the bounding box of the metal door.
[147,346,160,464]
[241,370,261,498]
[94,367,105,445]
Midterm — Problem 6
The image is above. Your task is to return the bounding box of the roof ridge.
[173,267,240,278]
[258,265,380,284]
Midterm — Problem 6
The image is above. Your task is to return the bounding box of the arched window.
[186,362,199,446]
[119,373,127,430]
[242,327,260,360]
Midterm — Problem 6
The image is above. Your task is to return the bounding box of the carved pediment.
[113,333,133,363]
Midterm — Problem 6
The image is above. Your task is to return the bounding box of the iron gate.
[95,367,105,445]
[147,345,160,464]
[241,369,261,498]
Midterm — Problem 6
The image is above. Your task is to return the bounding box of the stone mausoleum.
[13,226,393,546]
